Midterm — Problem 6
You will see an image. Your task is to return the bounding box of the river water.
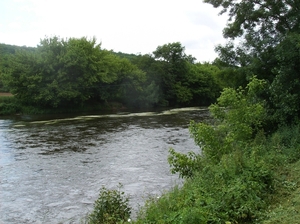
[0,107,209,223]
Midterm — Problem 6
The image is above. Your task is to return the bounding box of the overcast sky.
[0,0,228,62]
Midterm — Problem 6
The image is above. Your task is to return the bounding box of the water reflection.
[0,107,209,223]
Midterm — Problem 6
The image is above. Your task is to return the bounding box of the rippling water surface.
[0,108,209,223]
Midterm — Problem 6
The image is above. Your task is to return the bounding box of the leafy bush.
[88,184,131,224]
[168,149,202,178]
[135,78,272,223]
[83,75,300,224]
[0,96,21,115]
[195,77,266,161]
[139,145,275,223]
[169,77,267,178]
[134,77,300,223]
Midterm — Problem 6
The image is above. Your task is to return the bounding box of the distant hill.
[111,51,140,62]
[0,43,36,56]
[0,43,140,61]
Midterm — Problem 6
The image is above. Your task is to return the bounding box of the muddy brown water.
[0,108,209,223]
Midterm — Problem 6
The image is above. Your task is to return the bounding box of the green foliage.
[111,57,148,108]
[152,42,191,105]
[153,42,195,64]
[1,40,223,113]
[268,33,300,125]
[204,0,299,40]
[152,42,221,107]
[168,77,266,178]
[5,37,147,109]
[138,145,276,223]
[130,54,165,106]
[135,76,300,223]
[267,124,300,163]
[142,42,222,107]
[186,63,222,105]
[0,44,35,92]
[213,58,248,89]
[88,184,131,224]
[136,80,300,223]
[134,81,160,108]
[204,0,300,126]
[262,159,300,224]
[168,148,201,178]
[193,77,266,162]
[0,96,21,115]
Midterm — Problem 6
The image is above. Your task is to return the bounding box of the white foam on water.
[13,107,207,126]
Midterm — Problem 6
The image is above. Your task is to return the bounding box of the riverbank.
[264,158,300,223]
[81,123,300,224]
[129,125,300,224]
[126,79,300,223]
[0,94,129,116]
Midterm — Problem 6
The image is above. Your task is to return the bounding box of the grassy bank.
[263,159,300,223]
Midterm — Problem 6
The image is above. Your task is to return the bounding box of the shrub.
[88,184,131,224]
[168,77,267,178]
[193,76,266,162]
[0,96,21,115]
[168,148,202,178]
[133,75,300,223]
[138,142,280,223]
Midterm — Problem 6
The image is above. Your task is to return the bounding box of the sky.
[0,0,228,62]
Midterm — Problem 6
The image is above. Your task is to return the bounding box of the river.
[0,107,209,223]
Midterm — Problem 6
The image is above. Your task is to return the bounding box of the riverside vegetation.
[84,0,300,223]
[86,77,300,223]
[1,0,300,223]
[0,40,222,115]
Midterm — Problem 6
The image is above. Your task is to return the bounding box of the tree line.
[0,38,227,112]
[0,0,298,124]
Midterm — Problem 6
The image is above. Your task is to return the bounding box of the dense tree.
[7,37,146,108]
[3,39,223,111]
[130,54,166,106]
[187,63,222,105]
[212,58,247,88]
[129,42,222,107]
[205,0,300,125]
[268,33,300,124]
[205,0,300,77]
[0,44,35,92]
[206,0,299,79]
[204,0,299,45]
[153,42,197,106]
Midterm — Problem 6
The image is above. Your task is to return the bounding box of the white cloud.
[0,0,227,61]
